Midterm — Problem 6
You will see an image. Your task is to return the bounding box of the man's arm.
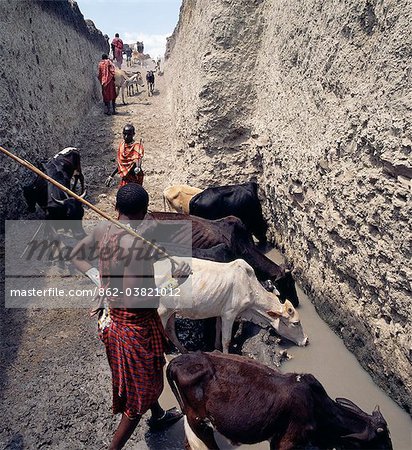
[105,166,119,187]
[135,141,144,170]
[71,232,95,274]
[70,227,101,286]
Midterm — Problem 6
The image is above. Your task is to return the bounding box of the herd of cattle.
[22,149,393,449]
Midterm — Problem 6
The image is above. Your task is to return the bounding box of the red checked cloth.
[102,310,166,418]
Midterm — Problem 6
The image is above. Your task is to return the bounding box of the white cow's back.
[154,257,260,319]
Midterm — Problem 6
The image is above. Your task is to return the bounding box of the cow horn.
[336,398,366,415]
[79,190,87,199]
[341,427,370,441]
[51,195,65,205]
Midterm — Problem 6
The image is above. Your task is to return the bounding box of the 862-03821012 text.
[94,287,181,297]
[8,287,181,298]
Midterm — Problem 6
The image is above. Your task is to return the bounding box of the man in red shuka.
[106,124,144,187]
[111,33,124,69]
[71,184,188,449]
[98,53,117,115]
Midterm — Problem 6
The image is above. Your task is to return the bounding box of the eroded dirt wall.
[165,0,265,185]
[166,0,412,412]
[0,0,106,219]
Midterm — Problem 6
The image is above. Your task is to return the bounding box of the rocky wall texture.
[166,0,412,412]
[0,0,106,219]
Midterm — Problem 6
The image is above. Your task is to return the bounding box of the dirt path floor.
[0,64,189,450]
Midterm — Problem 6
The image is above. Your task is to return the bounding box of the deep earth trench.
[1,66,411,450]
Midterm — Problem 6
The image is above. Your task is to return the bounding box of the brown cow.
[163,184,203,213]
[148,212,300,307]
[167,352,393,450]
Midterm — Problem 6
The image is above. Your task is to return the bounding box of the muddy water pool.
[266,249,411,450]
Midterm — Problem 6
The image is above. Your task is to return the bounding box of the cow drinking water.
[154,257,307,353]
[167,352,393,450]
[149,212,300,307]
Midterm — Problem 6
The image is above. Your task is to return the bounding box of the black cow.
[23,148,86,236]
[189,181,268,243]
[167,352,393,450]
[148,212,299,307]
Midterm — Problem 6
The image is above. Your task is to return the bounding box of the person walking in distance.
[111,33,124,68]
[125,47,132,67]
[146,70,155,97]
[98,54,117,115]
[106,124,144,187]
[71,184,189,449]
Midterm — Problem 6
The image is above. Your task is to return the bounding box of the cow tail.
[166,362,186,414]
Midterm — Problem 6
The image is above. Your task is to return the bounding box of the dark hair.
[116,184,149,216]
[102,54,108,59]
[123,123,135,133]
[115,33,119,37]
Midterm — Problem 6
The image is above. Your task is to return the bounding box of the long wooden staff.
[0,145,178,264]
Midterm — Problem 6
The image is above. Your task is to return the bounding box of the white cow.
[154,258,308,353]
[162,184,202,213]
[114,69,144,104]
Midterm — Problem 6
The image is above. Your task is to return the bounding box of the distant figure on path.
[106,124,145,187]
[146,70,155,96]
[104,34,110,54]
[111,33,124,68]
[97,54,116,115]
[125,47,132,67]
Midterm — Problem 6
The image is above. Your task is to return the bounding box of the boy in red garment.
[106,124,144,187]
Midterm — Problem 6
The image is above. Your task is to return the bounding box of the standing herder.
[103,34,110,54]
[71,184,188,450]
[125,47,132,67]
[112,33,124,69]
[146,71,155,97]
[106,124,144,187]
[98,54,117,115]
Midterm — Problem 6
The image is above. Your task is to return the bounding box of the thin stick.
[0,145,177,264]
[20,222,43,258]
